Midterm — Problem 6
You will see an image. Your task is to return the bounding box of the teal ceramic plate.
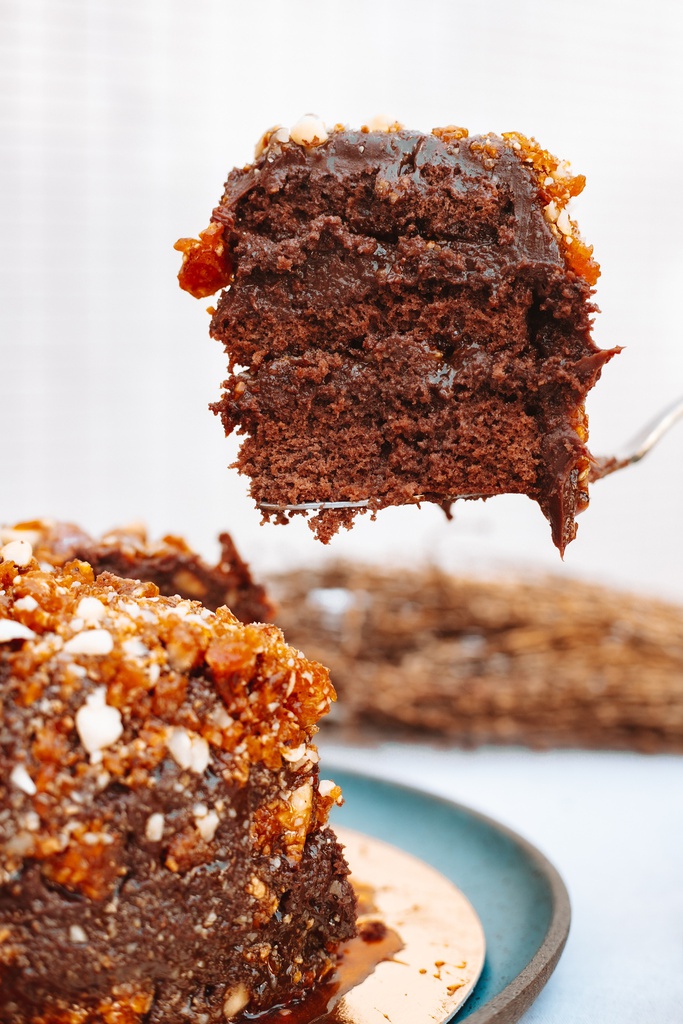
[329,770,571,1024]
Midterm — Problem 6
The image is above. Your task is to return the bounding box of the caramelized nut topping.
[0,543,357,1023]
[289,115,329,147]
[0,556,337,892]
[174,222,233,299]
[501,131,600,285]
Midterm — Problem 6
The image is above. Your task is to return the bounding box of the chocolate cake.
[0,520,273,624]
[176,118,619,551]
[0,540,356,1022]
[272,563,683,753]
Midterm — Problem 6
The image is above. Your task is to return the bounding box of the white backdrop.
[2,0,683,598]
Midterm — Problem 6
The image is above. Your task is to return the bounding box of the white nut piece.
[552,159,572,180]
[168,727,211,774]
[290,115,328,148]
[544,200,559,223]
[64,628,114,656]
[196,810,220,842]
[122,637,148,659]
[13,596,38,612]
[0,619,36,643]
[210,705,233,730]
[290,782,313,813]
[0,539,33,567]
[5,831,34,858]
[168,726,192,769]
[223,983,250,1019]
[365,114,395,132]
[318,778,338,798]
[248,874,267,900]
[145,813,165,842]
[282,742,307,762]
[75,596,106,625]
[556,208,572,236]
[24,810,40,831]
[254,124,279,159]
[254,124,291,158]
[0,527,42,548]
[190,736,211,773]
[69,925,88,944]
[75,687,123,755]
[10,763,37,796]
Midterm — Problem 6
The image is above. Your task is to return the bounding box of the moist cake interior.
[180,125,619,551]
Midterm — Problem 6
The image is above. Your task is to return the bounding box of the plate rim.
[328,766,571,1024]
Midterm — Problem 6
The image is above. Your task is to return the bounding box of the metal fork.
[257,396,683,512]
[589,395,683,481]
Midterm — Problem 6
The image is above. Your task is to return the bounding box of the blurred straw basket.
[271,565,683,753]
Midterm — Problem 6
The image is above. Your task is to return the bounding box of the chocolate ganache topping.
[177,123,618,550]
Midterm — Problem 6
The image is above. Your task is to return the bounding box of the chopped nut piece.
[122,636,148,658]
[544,200,559,222]
[556,208,572,236]
[196,810,220,842]
[75,596,106,624]
[271,126,290,145]
[0,620,36,643]
[248,874,267,900]
[290,114,328,147]
[223,983,250,1019]
[282,742,307,762]
[145,813,165,842]
[364,114,401,132]
[64,628,114,656]
[168,727,210,773]
[254,124,290,158]
[75,687,124,754]
[0,526,42,548]
[9,763,37,795]
[1,539,33,567]
[290,782,313,813]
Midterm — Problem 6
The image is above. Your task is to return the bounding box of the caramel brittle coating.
[0,544,354,1023]
[0,519,273,625]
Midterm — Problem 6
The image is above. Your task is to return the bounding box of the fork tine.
[258,500,371,511]
[590,395,683,481]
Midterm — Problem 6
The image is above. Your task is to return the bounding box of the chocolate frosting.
[209,129,617,550]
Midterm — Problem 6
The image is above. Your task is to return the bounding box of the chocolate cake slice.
[0,539,355,1023]
[177,119,619,551]
[0,519,273,623]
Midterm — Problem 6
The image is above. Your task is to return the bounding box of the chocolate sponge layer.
[209,129,617,550]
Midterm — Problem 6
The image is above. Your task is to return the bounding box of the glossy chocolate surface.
[210,129,617,550]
